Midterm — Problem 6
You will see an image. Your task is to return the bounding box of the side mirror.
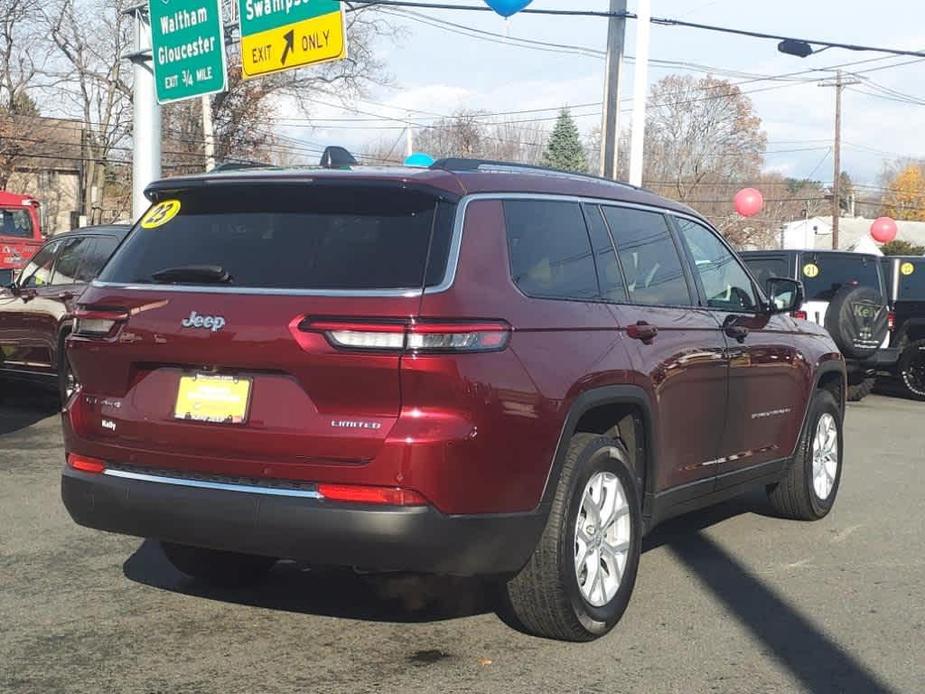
[766,277,804,315]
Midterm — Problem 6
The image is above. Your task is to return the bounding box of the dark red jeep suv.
[61,160,846,641]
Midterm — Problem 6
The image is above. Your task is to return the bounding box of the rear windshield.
[99,185,455,290]
[896,258,925,299]
[799,253,883,302]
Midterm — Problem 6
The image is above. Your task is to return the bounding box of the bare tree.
[44,0,133,220]
[413,110,546,164]
[631,75,769,245]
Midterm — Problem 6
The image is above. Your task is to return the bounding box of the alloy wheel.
[811,413,839,500]
[574,470,631,607]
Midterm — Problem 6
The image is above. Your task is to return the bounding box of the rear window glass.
[800,254,883,302]
[897,259,925,299]
[99,186,455,290]
[742,256,790,294]
[504,200,598,301]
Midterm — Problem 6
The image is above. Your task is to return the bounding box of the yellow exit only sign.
[238,0,346,79]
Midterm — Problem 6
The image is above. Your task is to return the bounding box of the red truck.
[0,190,43,286]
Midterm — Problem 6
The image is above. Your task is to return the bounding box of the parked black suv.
[882,256,925,400]
[740,250,894,401]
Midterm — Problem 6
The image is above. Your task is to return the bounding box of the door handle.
[725,324,749,342]
[627,321,658,343]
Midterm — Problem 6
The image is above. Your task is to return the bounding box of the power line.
[341,1,925,59]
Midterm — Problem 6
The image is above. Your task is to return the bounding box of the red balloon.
[734,188,764,217]
[870,217,898,244]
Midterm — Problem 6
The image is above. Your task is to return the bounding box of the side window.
[504,200,598,300]
[677,219,759,312]
[51,238,89,285]
[19,241,61,288]
[0,209,33,238]
[584,205,627,303]
[75,236,119,282]
[601,206,692,306]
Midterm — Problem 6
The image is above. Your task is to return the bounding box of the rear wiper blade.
[150,265,232,284]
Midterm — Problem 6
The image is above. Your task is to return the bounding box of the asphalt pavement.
[1,381,922,693]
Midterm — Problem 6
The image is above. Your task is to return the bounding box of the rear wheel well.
[817,370,844,410]
[574,404,647,498]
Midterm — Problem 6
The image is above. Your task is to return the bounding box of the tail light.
[888,311,895,332]
[317,483,427,506]
[73,308,129,338]
[294,318,511,354]
[67,453,106,474]
[791,310,808,320]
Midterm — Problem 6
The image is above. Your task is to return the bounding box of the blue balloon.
[483,0,533,18]
[404,152,435,168]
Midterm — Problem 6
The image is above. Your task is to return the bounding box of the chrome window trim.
[103,467,324,499]
[91,192,702,298]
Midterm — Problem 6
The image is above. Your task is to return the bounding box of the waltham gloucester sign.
[238,0,347,78]
[149,0,227,104]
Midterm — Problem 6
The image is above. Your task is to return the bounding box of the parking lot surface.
[1,384,922,693]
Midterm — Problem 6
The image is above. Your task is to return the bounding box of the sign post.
[149,0,228,104]
[238,0,347,79]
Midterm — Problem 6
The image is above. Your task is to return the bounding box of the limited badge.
[901,262,915,276]
[140,199,181,229]
[803,263,820,279]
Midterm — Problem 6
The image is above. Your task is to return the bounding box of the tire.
[897,339,925,402]
[846,376,875,402]
[501,433,642,642]
[767,389,843,520]
[161,542,277,587]
[824,285,889,360]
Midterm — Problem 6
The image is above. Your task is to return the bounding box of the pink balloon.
[734,188,764,217]
[870,217,898,244]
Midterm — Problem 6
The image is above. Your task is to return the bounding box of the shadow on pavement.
[0,378,59,436]
[123,490,895,692]
[124,539,495,623]
[668,533,894,693]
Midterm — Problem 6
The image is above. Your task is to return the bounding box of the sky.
[284,0,925,188]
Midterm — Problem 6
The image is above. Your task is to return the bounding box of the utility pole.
[405,124,414,159]
[628,0,651,187]
[819,70,859,250]
[128,5,161,221]
[599,0,627,179]
[202,94,216,172]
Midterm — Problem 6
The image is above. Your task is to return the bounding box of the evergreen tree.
[541,108,588,173]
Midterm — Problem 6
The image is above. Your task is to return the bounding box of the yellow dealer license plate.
[174,374,252,424]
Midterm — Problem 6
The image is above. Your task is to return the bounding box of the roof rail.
[210,160,275,173]
[429,158,642,190]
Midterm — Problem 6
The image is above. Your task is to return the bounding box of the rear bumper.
[851,347,900,370]
[61,468,545,576]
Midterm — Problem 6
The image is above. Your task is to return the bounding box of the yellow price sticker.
[803,263,820,279]
[140,199,181,229]
[901,262,916,276]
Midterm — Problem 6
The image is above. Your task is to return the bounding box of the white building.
[782,216,925,254]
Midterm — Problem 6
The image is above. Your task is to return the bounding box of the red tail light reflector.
[317,483,427,506]
[888,311,895,331]
[73,308,129,338]
[791,310,808,320]
[297,318,511,353]
[67,453,106,474]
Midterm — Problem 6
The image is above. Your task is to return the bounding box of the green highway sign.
[149,0,228,104]
[238,0,347,79]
